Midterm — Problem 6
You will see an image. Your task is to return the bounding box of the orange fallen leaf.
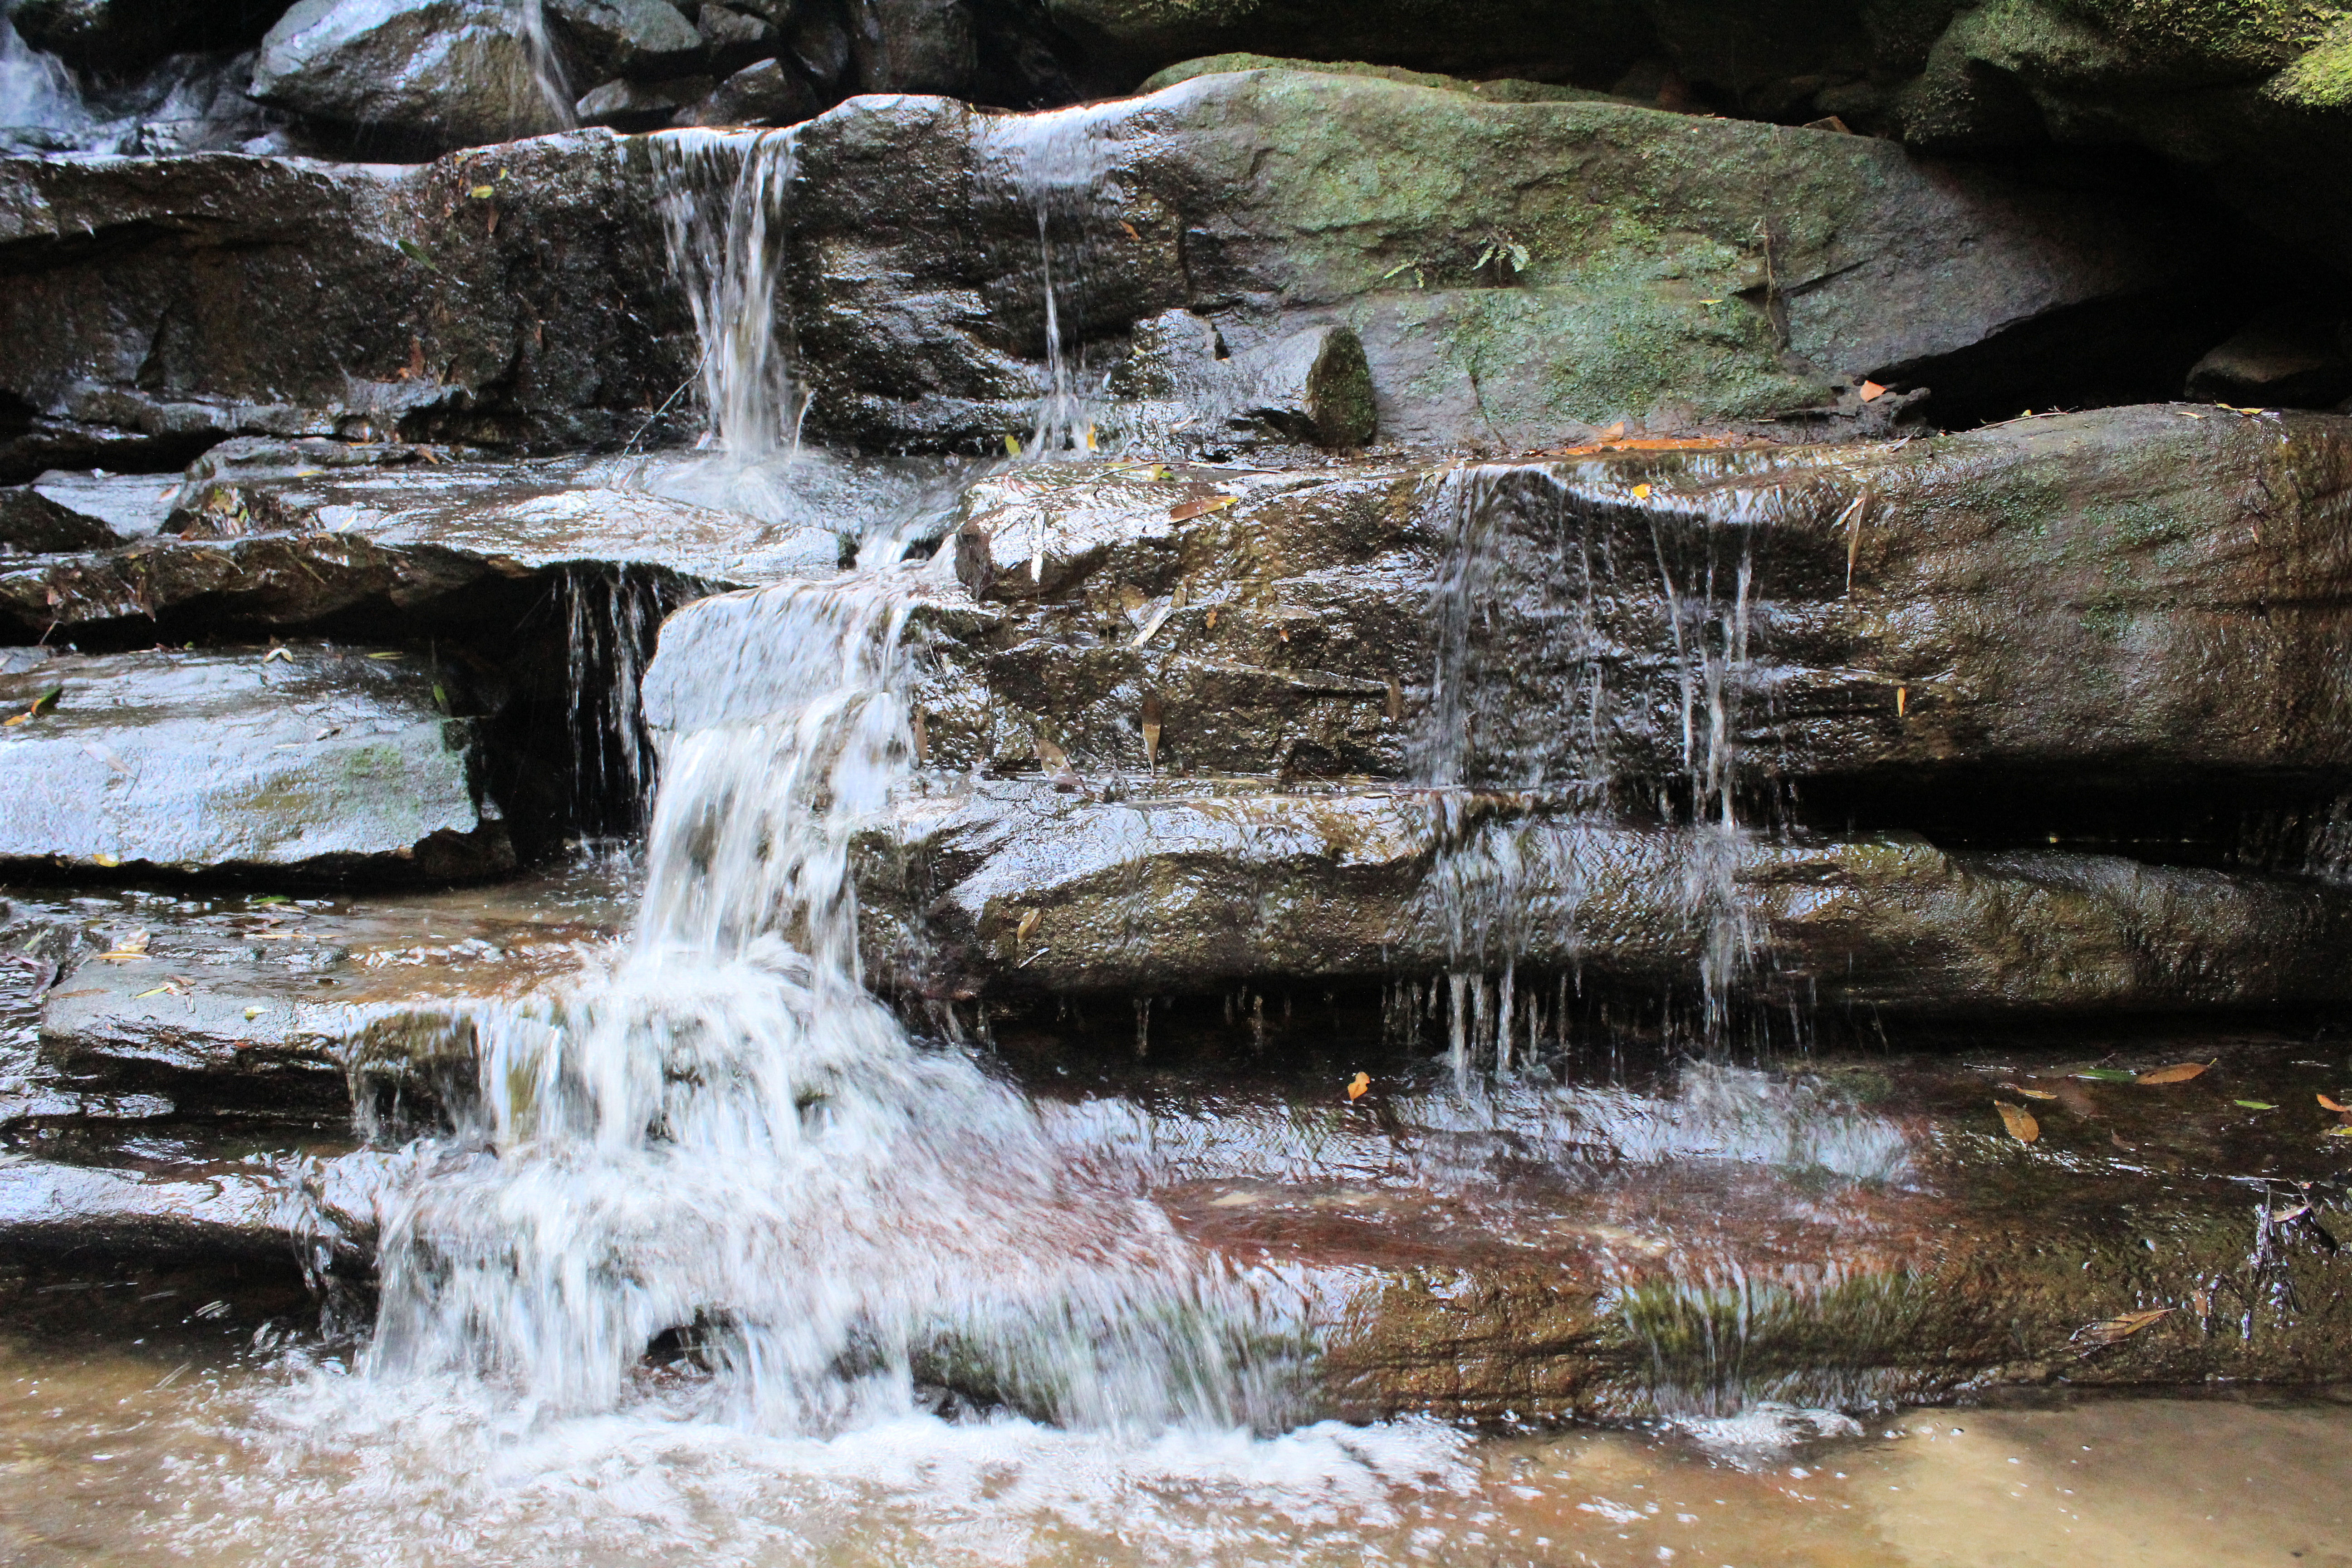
[2071,1306,2171,1350]
[2137,1061,2211,1084]
[1859,380,1888,402]
[1169,495,1238,522]
[1995,1101,2039,1143]
[2321,1093,2349,1113]
[1118,220,1140,240]
[1346,1072,1370,1101]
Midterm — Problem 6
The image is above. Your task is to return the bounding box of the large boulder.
[732,67,2225,450]
[0,133,698,479]
[0,643,512,878]
[249,0,576,155]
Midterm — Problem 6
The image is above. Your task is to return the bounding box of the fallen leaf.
[1132,606,1173,648]
[1995,1101,2039,1143]
[2327,1126,2352,1137]
[1204,607,1219,630]
[263,646,293,663]
[95,930,151,961]
[1859,380,1888,402]
[244,1006,264,1019]
[1346,1071,1370,1101]
[1631,483,1652,500]
[133,984,176,1000]
[2137,1062,2211,1084]
[366,651,402,660]
[1387,677,1404,723]
[2321,1093,2349,1113]
[1169,495,1239,522]
[91,852,119,867]
[1004,433,1023,456]
[1895,685,1907,718]
[2003,1085,2060,1100]
[469,184,495,199]
[1141,695,1162,769]
[2072,1306,2171,1350]
[2235,1099,2278,1110]
[1014,908,1041,948]
[2075,1068,2137,1083]
[1118,220,1140,240]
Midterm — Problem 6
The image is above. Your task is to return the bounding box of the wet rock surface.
[0,644,510,878]
[761,69,2224,449]
[0,134,697,480]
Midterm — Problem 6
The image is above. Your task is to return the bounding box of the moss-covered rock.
[759,66,2208,450]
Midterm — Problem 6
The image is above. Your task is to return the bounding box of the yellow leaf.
[91,852,119,867]
[1205,608,1219,630]
[1169,495,1238,522]
[1631,483,1651,499]
[1995,1101,2039,1143]
[367,651,402,660]
[0,714,23,728]
[133,985,174,999]
[1014,908,1041,947]
[1083,424,1097,451]
[2073,1307,2172,1349]
[1004,434,1022,456]
[2327,1125,2352,1136]
[469,185,495,199]
[2136,1061,2211,1084]
[244,1006,264,1019]
[1346,1072,1369,1101]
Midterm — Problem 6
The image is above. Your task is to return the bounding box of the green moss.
[2268,13,2352,101]
[2056,0,2344,73]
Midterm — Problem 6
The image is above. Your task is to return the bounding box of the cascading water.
[995,104,1115,456]
[1414,459,1769,1075]
[361,572,1294,1436]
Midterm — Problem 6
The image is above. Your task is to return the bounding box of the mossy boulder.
[759,65,2207,450]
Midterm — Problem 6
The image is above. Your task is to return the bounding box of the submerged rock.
[0,644,511,878]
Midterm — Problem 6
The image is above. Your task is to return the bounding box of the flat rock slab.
[859,780,2352,1016]
[3,872,622,1114]
[0,644,511,879]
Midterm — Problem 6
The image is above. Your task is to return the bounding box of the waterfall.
[994,104,1115,456]
[516,0,577,136]
[363,573,1292,1434]
[1414,460,1770,1071]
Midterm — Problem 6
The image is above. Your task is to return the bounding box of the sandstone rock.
[9,877,612,1110]
[850,0,973,93]
[548,0,700,78]
[677,56,816,124]
[855,782,2352,1017]
[0,470,174,553]
[250,0,574,154]
[1138,53,1625,104]
[0,644,512,878]
[575,73,714,124]
[0,134,698,478]
[1237,323,1376,448]
[2185,308,2352,407]
[752,69,2218,450]
[877,407,2352,807]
